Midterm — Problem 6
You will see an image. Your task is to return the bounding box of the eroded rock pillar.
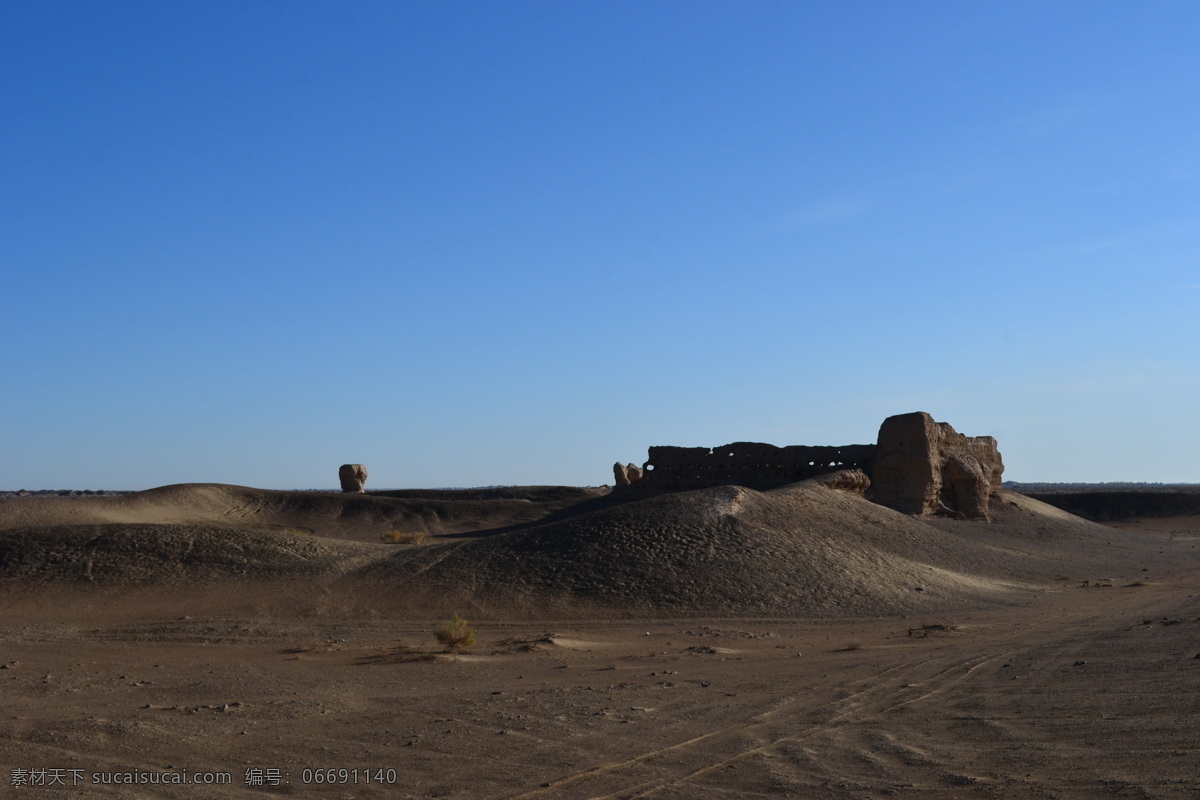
[339,463,368,493]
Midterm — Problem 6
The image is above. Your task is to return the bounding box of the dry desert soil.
[1,480,1198,798]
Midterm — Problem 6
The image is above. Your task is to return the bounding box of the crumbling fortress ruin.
[338,463,368,493]
[634,443,878,492]
[618,412,1004,520]
[612,462,644,486]
[872,412,1004,520]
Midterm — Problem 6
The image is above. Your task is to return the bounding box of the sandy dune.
[1,482,1198,797]
[0,483,602,541]
[0,481,1148,614]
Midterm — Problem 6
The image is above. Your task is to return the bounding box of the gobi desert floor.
[1,481,1198,798]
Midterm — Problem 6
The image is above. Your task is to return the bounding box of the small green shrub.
[380,530,429,544]
[434,612,476,652]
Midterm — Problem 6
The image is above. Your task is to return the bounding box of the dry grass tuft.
[434,612,476,652]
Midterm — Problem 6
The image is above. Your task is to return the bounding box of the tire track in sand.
[596,651,1015,800]
[489,660,932,800]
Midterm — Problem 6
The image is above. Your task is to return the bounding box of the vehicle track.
[490,660,947,800]
[491,600,1169,800]
[597,652,1017,800]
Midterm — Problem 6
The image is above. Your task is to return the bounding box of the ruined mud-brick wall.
[637,442,877,492]
[871,412,1004,520]
[623,411,1003,519]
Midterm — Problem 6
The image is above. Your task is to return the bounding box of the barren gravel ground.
[3,567,1199,799]
[1,486,1198,798]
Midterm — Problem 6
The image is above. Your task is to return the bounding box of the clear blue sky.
[3,1,1198,489]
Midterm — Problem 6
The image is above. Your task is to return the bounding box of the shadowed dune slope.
[358,483,1151,617]
[0,524,380,585]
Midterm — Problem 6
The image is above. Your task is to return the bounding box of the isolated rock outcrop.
[871,412,1003,520]
[338,463,368,493]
